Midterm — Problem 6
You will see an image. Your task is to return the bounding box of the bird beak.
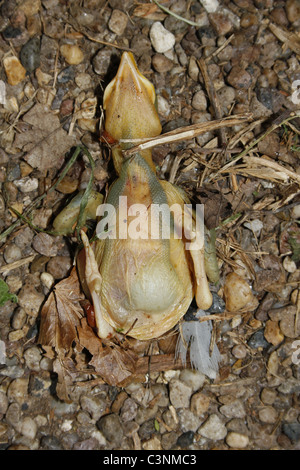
[103,52,162,143]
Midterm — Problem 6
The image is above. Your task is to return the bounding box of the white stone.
[226,432,249,449]
[198,414,227,440]
[291,204,300,220]
[157,95,170,118]
[199,0,219,13]
[14,177,39,193]
[149,22,176,53]
[169,379,193,408]
[23,346,42,371]
[244,219,263,236]
[283,256,297,273]
[20,417,37,440]
[40,272,55,289]
[179,369,206,392]
[61,419,73,432]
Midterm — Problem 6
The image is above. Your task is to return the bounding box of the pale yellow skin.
[79,53,215,340]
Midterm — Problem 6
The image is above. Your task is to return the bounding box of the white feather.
[175,309,220,379]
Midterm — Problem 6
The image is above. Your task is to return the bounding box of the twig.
[197,58,227,150]
[205,34,235,61]
[211,111,300,180]
[122,114,251,157]
[152,0,204,27]
[0,255,36,275]
[269,22,300,55]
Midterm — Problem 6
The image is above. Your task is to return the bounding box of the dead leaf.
[38,267,84,351]
[53,355,76,403]
[14,103,76,170]
[77,318,138,386]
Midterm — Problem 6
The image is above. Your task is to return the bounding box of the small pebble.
[285,0,300,23]
[7,377,29,404]
[258,406,278,424]
[191,90,207,111]
[264,320,284,346]
[240,13,259,28]
[60,44,84,65]
[8,329,26,342]
[23,346,42,371]
[17,285,45,317]
[92,49,115,75]
[198,414,227,440]
[0,391,9,415]
[20,417,37,440]
[3,244,22,264]
[157,95,170,118]
[32,233,59,257]
[209,12,233,35]
[291,204,300,220]
[5,402,21,429]
[152,54,174,73]
[226,432,249,449]
[244,219,264,236]
[219,400,246,419]
[282,423,300,443]
[279,308,300,339]
[40,272,55,290]
[232,344,247,359]
[248,329,269,349]
[5,276,21,293]
[178,408,202,433]
[40,435,63,450]
[14,177,39,193]
[227,66,252,89]
[57,66,75,84]
[20,37,40,73]
[47,255,72,279]
[190,392,210,416]
[120,398,138,422]
[261,388,277,405]
[169,379,193,408]
[75,72,92,89]
[3,56,26,86]
[108,9,128,36]
[80,395,107,421]
[28,372,52,397]
[199,0,219,13]
[96,414,123,447]
[142,436,162,451]
[179,369,206,392]
[149,22,176,53]
[176,431,194,448]
[283,256,297,273]
[224,272,258,312]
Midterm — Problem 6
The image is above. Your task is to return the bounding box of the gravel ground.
[0,0,300,451]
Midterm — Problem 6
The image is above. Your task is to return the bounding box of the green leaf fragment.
[0,279,18,307]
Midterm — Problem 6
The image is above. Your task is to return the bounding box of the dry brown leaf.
[77,318,138,386]
[38,267,84,351]
[14,103,76,170]
[53,355,76,403]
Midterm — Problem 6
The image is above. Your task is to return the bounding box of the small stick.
[123,114,251,157]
